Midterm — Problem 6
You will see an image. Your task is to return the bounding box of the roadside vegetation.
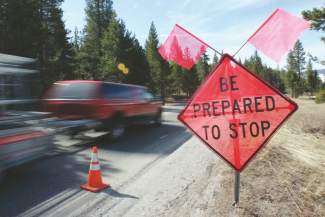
[316,89,325,103]
[0,1,324,102]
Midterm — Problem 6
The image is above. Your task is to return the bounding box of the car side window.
[136,88,153,101]
[102,83,132,99]
[143,91,153,101]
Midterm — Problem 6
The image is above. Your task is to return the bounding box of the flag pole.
[209,46,223,56]
[176,24,223,56]
[233,8,280,57]
[233,41,249,57]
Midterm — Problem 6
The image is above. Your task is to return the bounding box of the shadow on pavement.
[0,122,191,217]
[107,189,139,199]
[96,123,191,155]
[0,154,87,217]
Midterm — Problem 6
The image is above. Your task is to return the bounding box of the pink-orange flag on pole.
[248,8,310,63]
[158,24,210,70]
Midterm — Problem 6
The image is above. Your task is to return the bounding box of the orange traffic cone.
[81,146,110,192]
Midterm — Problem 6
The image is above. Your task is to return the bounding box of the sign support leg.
[233,171,240,207]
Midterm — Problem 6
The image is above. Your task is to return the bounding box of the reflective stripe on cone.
[90,162,100,171]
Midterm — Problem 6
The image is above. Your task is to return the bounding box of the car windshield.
[48,83,97,99]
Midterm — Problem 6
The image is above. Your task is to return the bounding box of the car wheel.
[110,116,126,140]
[0,164,5,183]
[68,129,80,138]
[153,109,162,126]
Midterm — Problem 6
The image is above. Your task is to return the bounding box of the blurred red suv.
[42,80,163,139]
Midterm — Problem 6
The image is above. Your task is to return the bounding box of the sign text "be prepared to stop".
[192,76,275,141]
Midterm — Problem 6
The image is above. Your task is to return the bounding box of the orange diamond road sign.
[178,54,298,171]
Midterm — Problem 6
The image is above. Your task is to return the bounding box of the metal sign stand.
[232,171,240,207]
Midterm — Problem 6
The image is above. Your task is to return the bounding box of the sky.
[62,0,325,70]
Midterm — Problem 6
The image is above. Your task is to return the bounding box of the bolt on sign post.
[178,54,298,205]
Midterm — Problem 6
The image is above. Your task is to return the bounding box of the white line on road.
[159,134,168,139]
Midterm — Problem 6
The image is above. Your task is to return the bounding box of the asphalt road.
[0,104,191,217]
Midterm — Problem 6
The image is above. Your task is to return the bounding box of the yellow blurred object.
[123,67,129,75]
[117,63,125,71]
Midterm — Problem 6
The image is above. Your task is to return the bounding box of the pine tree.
[181,67,199,96]
[73,27,81,50]
[100,16,124,81]
[207,53,219,72]
[43,0,74,84]
[306,60,314,95]
[245,51,264,76]
[293,40,306,80]
[0,0,74,87]
[71,27,82,79]
[212,53,219,66]
[286,69,299,98]
[302,5,325,43]
[79,0,114,79]
[123,38,151,86]
[286,40,306,97]
[168,63,183,96]
[145,22,167,100]
[243,51,286,93]
[0,0,41,57]
[100,16,151,86]
[286,51,299,97]
[306,59,322,96]
[196,53,210,82]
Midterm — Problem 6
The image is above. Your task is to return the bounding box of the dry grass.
[212,98,325,217]
[287,98,325,135]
